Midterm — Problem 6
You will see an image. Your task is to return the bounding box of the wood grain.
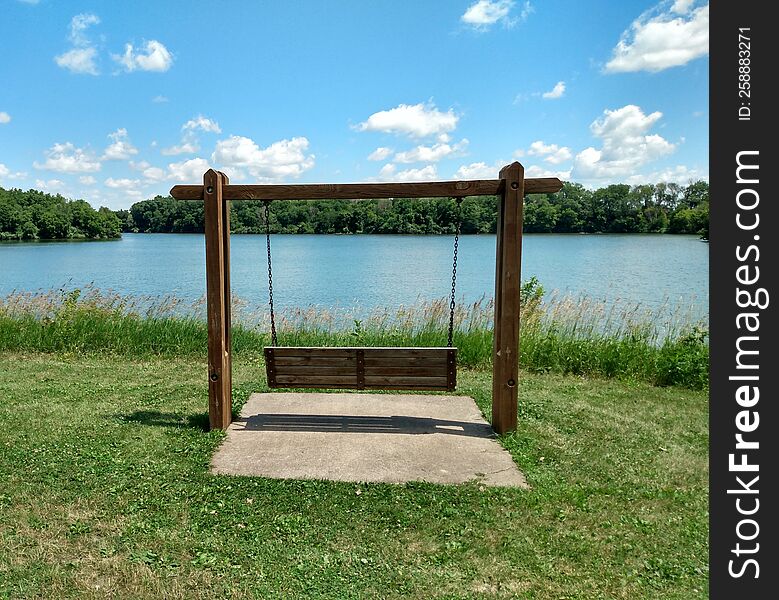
[170,177,562,201]
[492,162,523,434]
[203,170,232,431]
[265,346,457,391]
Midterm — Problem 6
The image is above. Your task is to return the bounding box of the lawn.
[0,353,708,599]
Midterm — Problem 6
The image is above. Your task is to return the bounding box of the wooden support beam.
[203,169,232,431]
[169,177,562,201]
[491,162,524,434]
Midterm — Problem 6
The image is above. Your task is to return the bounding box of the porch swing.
[261,200,461,392]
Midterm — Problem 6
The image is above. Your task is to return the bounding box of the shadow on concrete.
[122,410,210,432]
[237,413,495,437]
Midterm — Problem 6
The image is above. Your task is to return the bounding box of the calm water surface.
[0,233,708,320]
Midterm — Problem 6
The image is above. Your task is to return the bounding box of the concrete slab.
[211,393,527,488]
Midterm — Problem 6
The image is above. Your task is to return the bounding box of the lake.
[0,233,708,321]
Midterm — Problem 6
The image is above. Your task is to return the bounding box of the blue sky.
[0,0,709,210]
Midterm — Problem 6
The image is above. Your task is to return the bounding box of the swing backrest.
[264,346,457,391]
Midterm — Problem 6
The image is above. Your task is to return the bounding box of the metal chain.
[447,198,462,347]
[263,201,278,346]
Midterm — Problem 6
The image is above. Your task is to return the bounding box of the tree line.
[0,187,121,241]
[116,181,709,237]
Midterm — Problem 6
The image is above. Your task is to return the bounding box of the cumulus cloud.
[375,164,438,182]
[34,142,101,173]
[368,147,393,161]
[460,1,533,30]
[102,128,138,160]
[626,164,707,185]
[526,141,572,165]
[68,13,100,46]
[79,175,97,185]
[453,162,502,179]
[212,135,315,181]
[356,102,458,139]
[393,139,469,164]
[0,112,10,124]
[524,165,571,180]
[183,115,221,134]
[573,104,675,181]
[162,115,221,155]
[0,164,26,181]
[167,158,211,183]
[161,142,200,156]
[105,177,141,189]
[55,47,99,75]
[541,81,566,99]
[152,95,169,103]
[605,1,708,73]
[55,13,100,75]
[115,40,174,72]
[35,179,68,194]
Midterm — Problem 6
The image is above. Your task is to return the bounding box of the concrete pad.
[211,392,527,488]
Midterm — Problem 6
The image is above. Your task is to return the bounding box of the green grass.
[0,287,709,389]
[0,352,708,599]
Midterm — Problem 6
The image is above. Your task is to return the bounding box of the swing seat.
[264,346,457,391]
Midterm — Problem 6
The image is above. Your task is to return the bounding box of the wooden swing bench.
[169,162,563,433]
[264,346,457,391]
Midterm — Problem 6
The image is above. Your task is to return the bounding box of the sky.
[0,0,709,210]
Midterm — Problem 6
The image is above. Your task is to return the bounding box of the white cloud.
[460,1,532,30]
[102,128,138,160]
[671,0,695,13]
[393,139,469,164]
[69,13,100,46]
[183,115,221,134]
[55,13,100,75]
[105,177,141,189]
[162,115,221,155]
[167,158,211,183]
[0,112,10,124]
[34,142,101,173]
[376,164,438,182]
[541,81,566,99]
[605,2,708,73]
[161,142,199,156]
[152,95,169,103]
[212,135,315,181]
[626,164,707,185]
[79,176,97,185]
[454,162,502,179]
[115,40,174,72]
[0,164,25,181]
[573,105,675,182]
[55,47,99,75]
[356,102,458,139]
[526,141,572,165]
[525,165,572,181]
[368,147,393,161]
[35,179,67,194]
[142,166,166,182]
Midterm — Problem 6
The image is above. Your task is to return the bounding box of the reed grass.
[0,284,708,389]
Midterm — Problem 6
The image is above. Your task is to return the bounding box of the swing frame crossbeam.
[169,162,562,434]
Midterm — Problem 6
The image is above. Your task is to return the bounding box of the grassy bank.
[0,353,708,599]
[0,286,708,389]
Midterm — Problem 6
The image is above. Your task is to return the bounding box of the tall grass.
[0,284,708,389]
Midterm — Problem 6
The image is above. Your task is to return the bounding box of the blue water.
[0,233,708,319]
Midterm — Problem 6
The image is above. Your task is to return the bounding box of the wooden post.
[492,162,525,434]
[203,169,233,430]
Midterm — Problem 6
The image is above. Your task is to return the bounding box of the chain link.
[263,201,278,346]
[447,198,462,347]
